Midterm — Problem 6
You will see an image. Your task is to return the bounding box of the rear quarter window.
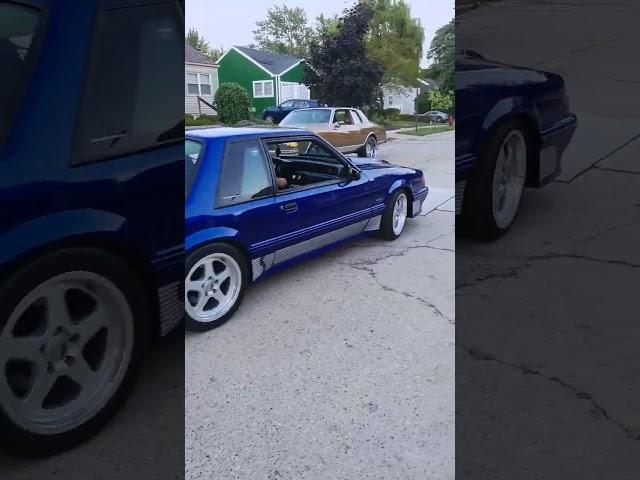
[216,140,274,207]
[74,1,183,165]
[0,2,42,147]
[185,138,203,198]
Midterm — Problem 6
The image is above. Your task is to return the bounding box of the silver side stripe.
[455,181,466,215]
[158,281,182,335]
[251,216,382,280]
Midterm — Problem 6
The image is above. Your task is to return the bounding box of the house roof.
[185,43,215,66]
[417,78,439,90]
[233,46,302,75]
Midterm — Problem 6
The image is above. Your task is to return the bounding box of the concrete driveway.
[457,1,640,478]
[185,131,455,479]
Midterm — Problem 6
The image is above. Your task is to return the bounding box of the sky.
[186,0,455,67]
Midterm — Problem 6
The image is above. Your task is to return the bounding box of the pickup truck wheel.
[462,120,529,239]
[185,243,248,332]
[380,190,409,240]
[0,248,147,457]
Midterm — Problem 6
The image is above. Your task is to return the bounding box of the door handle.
[280,202,298,213]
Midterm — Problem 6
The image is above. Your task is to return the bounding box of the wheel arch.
[0,234,159,338]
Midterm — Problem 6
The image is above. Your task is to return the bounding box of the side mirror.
[346,166,360,180]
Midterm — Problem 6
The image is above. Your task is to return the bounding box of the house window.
[186,72,212,96]
[388,96,393,105]
[253,80,273,98]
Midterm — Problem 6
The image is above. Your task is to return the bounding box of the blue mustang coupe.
[0,0,183,455]
[455,50,577,238]
[185,127,428,331]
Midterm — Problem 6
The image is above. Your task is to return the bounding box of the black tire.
[461,119,529,240]
[380,189,410,241]
[0,248,149,457]
[265,115,274,124]
[357,136,377,158]
[185,243,248,332]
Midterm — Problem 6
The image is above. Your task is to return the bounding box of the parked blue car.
[262,98,320,124]
[185,127,428,331]
[455,50,577,238]
[0,0,183,455]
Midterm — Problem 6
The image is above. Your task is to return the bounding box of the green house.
[216,46,310,115]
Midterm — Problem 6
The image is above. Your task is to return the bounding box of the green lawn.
[384,120,434,130]
[396,125,455,136]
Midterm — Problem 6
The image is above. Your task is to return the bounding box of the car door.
[327,109,360,150]
[212,138,282,262]
[264,136,374,265]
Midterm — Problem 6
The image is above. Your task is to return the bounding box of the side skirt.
[251,215,382,281]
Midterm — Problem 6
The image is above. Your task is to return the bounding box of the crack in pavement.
[348,264,454,326]
[459,342,640,441]
[554,130,640,184]
[457,215,639,289]
[594,166,640,176]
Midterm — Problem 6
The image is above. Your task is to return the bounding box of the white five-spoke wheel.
[0,273,133,436]
[492,130,527,229]
[392,193,408,236]
[461,120,530,239]
[185,244,248,331]
[381,190,410,240]
[0,249,145,456]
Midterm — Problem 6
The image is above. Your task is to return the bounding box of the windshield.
[185,139,203,199]
[280,108,331,125]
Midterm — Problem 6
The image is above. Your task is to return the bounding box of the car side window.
[350,110,362,125]
[0,3,42,148]
[333,110,353,125]
[73,1,183,165]
[217,140,274,207]
[280,100,294,108]
[293,101,306,108]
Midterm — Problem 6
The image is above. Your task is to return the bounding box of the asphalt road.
[456,1,640,478]
[185,131,455,479]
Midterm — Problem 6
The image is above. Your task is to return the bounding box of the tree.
[186,27,223,62]
[365,0,424,88]
[315,13,341,39]
[186,27,208,52]
[426,19,454,93]
[304,2,383,108]
[429,89,453,113]
[416,91,431,114]
[252,5,313,57]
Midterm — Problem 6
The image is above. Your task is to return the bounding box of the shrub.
[398,113,429,123]
[383,108,401,120]
[185,114,218,126]
[214,83,250,124]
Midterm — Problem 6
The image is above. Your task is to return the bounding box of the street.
[185,131,455,479]
[456,1,640,478]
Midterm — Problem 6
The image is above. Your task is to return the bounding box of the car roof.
[296,107,362,112]
[185,126,310,141]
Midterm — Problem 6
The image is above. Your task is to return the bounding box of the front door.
[263,136,374,266]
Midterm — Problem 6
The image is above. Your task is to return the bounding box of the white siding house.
[185,43,219,117]
[382,79,439,114]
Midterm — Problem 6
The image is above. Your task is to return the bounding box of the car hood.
[350,157,413,172]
